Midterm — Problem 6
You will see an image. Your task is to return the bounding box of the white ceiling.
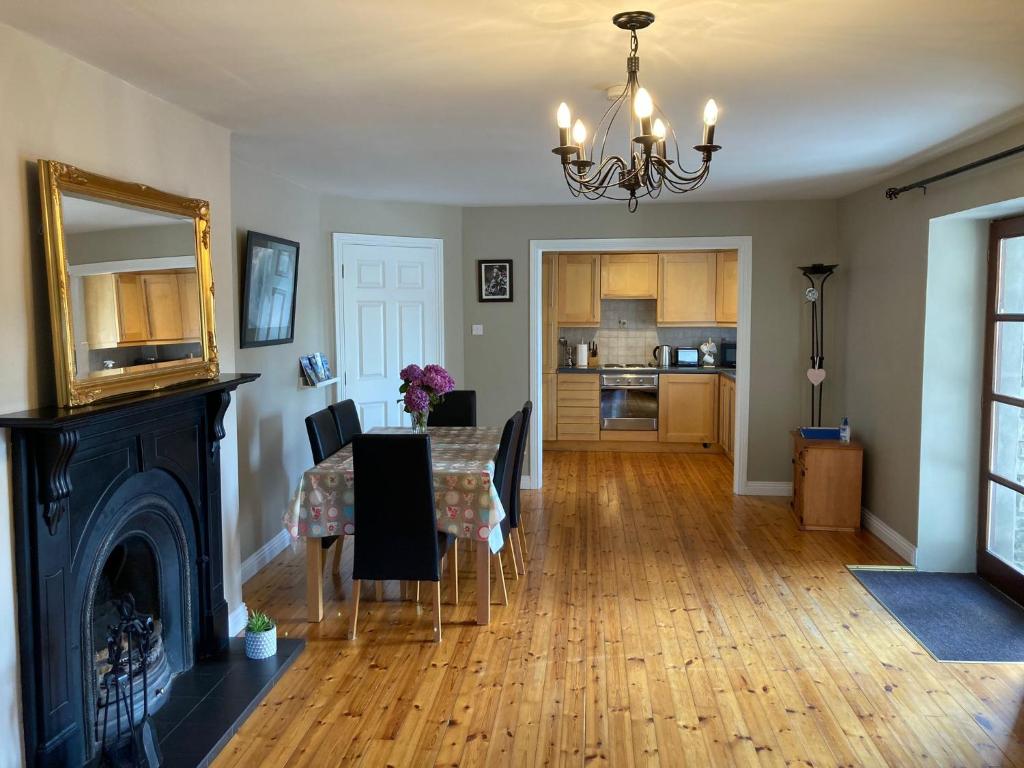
[3,0,1023,205]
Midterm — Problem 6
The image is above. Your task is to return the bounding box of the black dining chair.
[427,390,477,427]
[348,433,451,642]
[329,399,362,446]
[508,400,533,573]
[305,408,345,578]
[488,410,522,598]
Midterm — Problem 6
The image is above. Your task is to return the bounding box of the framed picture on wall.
[241,231,300,347]
[477,259,513,302]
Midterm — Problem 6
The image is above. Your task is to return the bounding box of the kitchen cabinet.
[657,251,717,325]
[600,253,658,299]
[543,373,558,439]
[542,252,559,372]
[83,274,121,349]
[556,373,599,441]
[791,432,862,531]
[658,374,717,443]
[557,253,600,326]
[718,374,735,460]
[715,251,738,325]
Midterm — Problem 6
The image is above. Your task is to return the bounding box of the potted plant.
[398,363,455,431]
[244,609,277,660]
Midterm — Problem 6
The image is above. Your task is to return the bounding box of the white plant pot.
[245,626,277,660]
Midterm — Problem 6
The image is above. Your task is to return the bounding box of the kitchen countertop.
[557,366,736,379]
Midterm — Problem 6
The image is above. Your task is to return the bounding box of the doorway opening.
[528,237,752,493]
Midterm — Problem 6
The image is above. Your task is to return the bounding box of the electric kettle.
[653,345,671,368]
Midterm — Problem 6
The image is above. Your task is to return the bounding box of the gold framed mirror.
[38,160,220,407]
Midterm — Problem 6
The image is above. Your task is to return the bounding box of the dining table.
[285,425,506,625]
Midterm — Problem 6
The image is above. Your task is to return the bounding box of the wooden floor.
[214,451,1024,767]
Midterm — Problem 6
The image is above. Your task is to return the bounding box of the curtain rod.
[885,143,1024,200]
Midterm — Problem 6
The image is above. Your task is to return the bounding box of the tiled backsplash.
[559,299,736,365]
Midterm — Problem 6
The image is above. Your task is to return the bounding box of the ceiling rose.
[551,10,722,211]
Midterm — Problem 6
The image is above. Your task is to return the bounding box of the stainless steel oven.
[600,373,659,431]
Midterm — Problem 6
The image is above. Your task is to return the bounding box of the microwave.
[672,347,700,367]
[720,342,737,368]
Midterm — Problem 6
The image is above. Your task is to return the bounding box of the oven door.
[600,375,659,431]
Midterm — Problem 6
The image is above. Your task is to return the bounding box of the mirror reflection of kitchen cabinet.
[177,271,201,340]
[115,273,148,342]
[83,274,121,349]
[140,272,184,340]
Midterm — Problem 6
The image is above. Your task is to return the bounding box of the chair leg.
[433,581,442,643]
[415,581,421,603]
[506,539,520,580]
[511,529,526,575]
[494,552,508,606]
[348,580,361,640]
[333,535,344,575]
[519,520,529,559]
[449,545,459,605]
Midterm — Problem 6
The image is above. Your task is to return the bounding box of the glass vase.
[413,411,428,433]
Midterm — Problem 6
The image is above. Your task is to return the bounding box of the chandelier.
[551,11,721,211]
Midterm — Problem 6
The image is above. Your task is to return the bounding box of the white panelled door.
[334,234,443,430]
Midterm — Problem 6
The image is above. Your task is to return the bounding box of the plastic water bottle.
[839,417,851,443]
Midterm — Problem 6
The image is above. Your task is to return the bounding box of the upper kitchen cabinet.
[542,252,560,372]
[557,252,601,326]
[600,253,658,299]
[715,250,738,325]
[657,251,717,325]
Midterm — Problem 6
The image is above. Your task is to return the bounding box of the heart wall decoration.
[806,368,827,386]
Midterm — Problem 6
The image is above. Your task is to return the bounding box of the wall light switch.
[472,324,484,336]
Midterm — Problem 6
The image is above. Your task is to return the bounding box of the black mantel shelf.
[0,373,259,428]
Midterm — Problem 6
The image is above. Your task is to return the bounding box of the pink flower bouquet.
[398,363,455,430]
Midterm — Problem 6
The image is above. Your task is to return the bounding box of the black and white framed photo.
[477,259,513,302]
[241,230,300,348]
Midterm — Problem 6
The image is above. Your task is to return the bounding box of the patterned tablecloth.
[285,426,506,553]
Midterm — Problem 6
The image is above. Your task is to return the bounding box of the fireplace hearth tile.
[154,637,304,768]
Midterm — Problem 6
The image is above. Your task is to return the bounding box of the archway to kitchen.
[527,236,752,493]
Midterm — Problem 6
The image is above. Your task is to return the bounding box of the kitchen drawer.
[557,374,598,390]
[557,406,599,424]
[557,422,600,441]
[557,389,599,407]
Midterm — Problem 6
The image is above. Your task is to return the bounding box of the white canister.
[576,344,589,369]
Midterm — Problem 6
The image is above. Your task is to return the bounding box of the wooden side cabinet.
[791,431,863,531]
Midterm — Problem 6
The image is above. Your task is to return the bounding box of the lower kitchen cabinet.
[791,431,863,531]
[556,373,599,441]
[658,375,717,444]
[543,373,557,439]
[718,374,735,460]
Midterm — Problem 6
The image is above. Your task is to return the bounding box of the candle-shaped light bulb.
[572,118,588,162]
[702,99,718,145]
[652,118,667,158]
[556,102,571,148]
[572,118,587,144]
[634,87,653,137]
[557,102,572,129]
[634,88,653,119]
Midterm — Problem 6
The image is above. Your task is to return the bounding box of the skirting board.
[228,601,249,637]
[741,481,793,496]
[862,507,917,566]
[242,529,292,584]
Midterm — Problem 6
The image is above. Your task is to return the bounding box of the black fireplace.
[1,375,260,767]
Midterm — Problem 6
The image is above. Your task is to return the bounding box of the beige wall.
[319,194,465,383]
[839,121,1024,549]
[0,23,240,765]
[461,201,841,482]
[65,222,195,265]
[232,158,331,560]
